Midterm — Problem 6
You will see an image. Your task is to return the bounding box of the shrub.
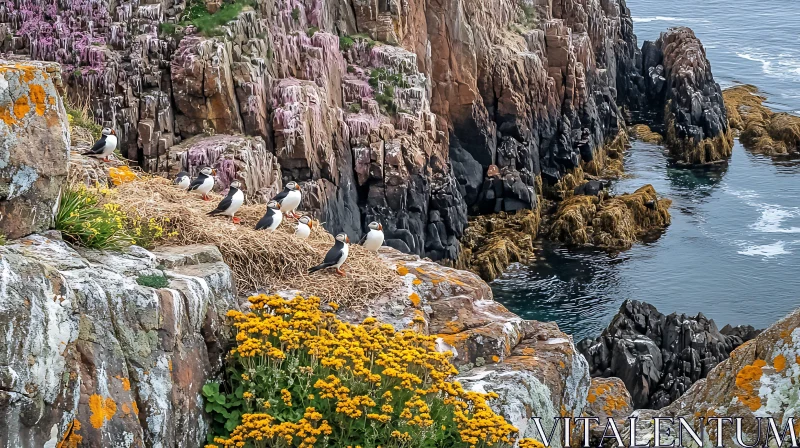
[205,294,543,448]
[159,22,177,36]
[339,35,354,51]
[136,272,169,289]
[291,7,300,21]
[348,102,361,113]
[183,0,251,36]
[55,186,133,250]
[306,27,319,38]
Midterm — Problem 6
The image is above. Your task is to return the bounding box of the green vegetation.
[519,3,537,28]
[136,272,170,289]
[202,379,247,443]
[348,102,362,113]
[0,232,6,246]
[306,26,319,38]
[367,68,412,115]
[182,0,252,36]
[54,187,133,250]
[339,35,355,51]
[159,22,177,36]
[65,99,103,141]
[291,7,300,21]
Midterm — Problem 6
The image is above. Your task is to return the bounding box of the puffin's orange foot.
[292,212,302,219]
[232,217,241,224]
[336,268,346,277]
[203,194,210,201]
[103,157,110,162]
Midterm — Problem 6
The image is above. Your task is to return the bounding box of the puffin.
[359,221,384,251]
[271,181,302,218]
[82,127,117,162]
[308,233,350,276]
[174,171,191,190]
[254,200,283,231]
[295,215,313,239]
[207,180,245,223]
[188,167,216,201]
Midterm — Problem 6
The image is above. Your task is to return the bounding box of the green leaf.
[202,383,219,397]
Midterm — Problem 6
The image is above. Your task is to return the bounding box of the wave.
[736,50,800,82]
[738,242,790,258]
[632,16,681,23]
[751,205,800,234]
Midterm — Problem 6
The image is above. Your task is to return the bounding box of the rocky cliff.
[0,0,649,261]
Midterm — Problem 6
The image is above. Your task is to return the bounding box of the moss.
[182,0,252,36]
[339,35,355,51]
[136,272,169,289]
[348,102,361,113]
[159,22,177,36]
[306,26,319,38]
[291,7,300,21]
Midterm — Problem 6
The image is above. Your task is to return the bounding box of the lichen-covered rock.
[625,307,799,447]
[548,185,671,249]
[0,234,238,448]
[578,300,762,410]
[357,248,591,447]
[0,60,69,239]
[580,378,633,447]
[639,28,733,165]
[451,209,541,282]
[169,134,282,202]
[725,84,800,156]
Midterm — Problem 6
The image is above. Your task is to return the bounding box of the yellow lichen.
[412,278,422,286]
[13,96,30,120]
[396,265,409,276]
[114,376,131,391]
[121,403,131,415]
[735,359,766,411]
[409,293,421,307]
[29,84,46,116]
[56,419,82,448]
[491,355,500,363]
[88,394,117,428]
[131,400,139,416]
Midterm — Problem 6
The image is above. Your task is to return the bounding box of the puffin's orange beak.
[308,221,313,229]
[211,169,217,175]
[111,129,116,135]
[275,203,281,209]
[346,236,350,243]
[378,224,383,231]
[295,184,301,190]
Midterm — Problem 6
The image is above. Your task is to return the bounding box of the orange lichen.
[519,347,536,356]
[114,376,131,391]
[491,355,500,363]
[558,361,566,369]
[169,359,173,372]
[56,419,82,448]
[415,267,428,275]
[88,394,118,428]
[735,359,766,411]
[121,403,131,415]
[396,265,409,276]
[29,84,46,116]
[412,278,422,286]
[13,96,30,120]
[773,354,787,372]
[132,400,139,416]
[408,293,421,307]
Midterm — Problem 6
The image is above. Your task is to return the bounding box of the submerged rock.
[725,84,800,156]
[578,300,762,409]
[626,307,799,447]
[0,60,69,239]
[639,27,733,165]
[548,185,671,250]
[0,235,238,447]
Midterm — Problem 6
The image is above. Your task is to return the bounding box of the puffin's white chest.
[281,190,302,213]
[196,176,214,195]
[295,223,311,239]
[362,229,384,251]
[268,210,283,231]
[102,135,118,155]
[335,243,349,268]
[177,176,190,189]
[221,189,244,216]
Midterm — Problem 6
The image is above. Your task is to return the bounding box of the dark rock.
[577,300,762,409]
[573,180,605,197]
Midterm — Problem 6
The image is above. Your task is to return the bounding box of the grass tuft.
[136,272,169,289]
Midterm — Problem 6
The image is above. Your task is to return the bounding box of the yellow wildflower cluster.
[108,166,138,186]
[206,294,545,448]
[55,185,133,250]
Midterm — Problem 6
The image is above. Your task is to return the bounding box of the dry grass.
[547,185,671,249]
[724,85,800,156]
[107,177,402,307]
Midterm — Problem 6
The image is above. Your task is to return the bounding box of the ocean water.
[628,0,800,114]
[491,0,800,340]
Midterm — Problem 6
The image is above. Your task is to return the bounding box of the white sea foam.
[751,205,800,234]
[632,16,681,23]
[736,50,800,82]
[738,242,790,258]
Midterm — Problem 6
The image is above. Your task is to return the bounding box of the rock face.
[578,300,762,410]
[548,184,671,250]
[340,248,592,448]
[638,28,732,165]
[628,307,800,447]
[0,60,69,239]
[725,84,800,156]
[0,234,238,448]
[581,377,634,447]
[0,0,651,261]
